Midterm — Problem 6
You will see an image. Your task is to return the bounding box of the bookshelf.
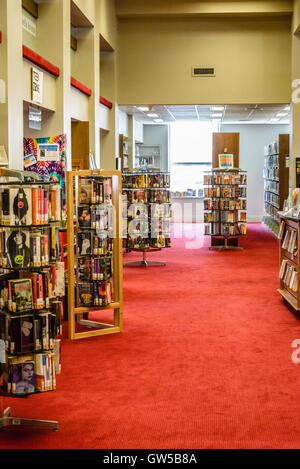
[204,168,247,250]
[278,214,300,310]
[66,170,123,340]
[122,171,171,266]
[0,169,63,430]
[135,145,161,169]
[262,134,289,237]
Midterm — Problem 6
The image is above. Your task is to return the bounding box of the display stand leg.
[0,407,58,431]
[124,250,166,267]
[209,237,244,251]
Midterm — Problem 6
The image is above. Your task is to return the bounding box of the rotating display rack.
[122,171,171,267]
[204,168,247,250]
[0,169,63,431]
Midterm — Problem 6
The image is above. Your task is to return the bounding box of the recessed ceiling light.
[137,106,149,112]
[154,119,163,123]
[270,118,280,122]
[211,106,224,111]
[211,113,222,117]
[147,113,158,118]
[276,112,288,117]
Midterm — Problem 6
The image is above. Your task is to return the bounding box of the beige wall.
[118,17,291,105]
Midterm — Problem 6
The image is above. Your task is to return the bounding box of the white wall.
[142,124,169,171]
[118,109,128,137]
[220,123,291,222]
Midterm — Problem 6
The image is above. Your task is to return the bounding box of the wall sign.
[31,67,43,104]
[22,11,36,37]
[28,105,42,130]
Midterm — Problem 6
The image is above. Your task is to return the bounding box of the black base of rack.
[209,236,244,251]
[124,249,166,267]
[0,407,58,431]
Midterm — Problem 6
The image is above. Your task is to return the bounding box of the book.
[6,229,31,268]
[78,283,94,307]
[78,206,91,227]
[8,278,33,313]
[78,232,92,255]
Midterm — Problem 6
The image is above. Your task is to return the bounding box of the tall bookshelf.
[204,168,247,250]
[278,214,300,310]
[0,169,63,430]
[263,134,289,237]
[66,170,123,340]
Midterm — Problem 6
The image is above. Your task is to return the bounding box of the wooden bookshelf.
[119,134,129,172]
[67,170,123,340]
[278,214,300,310]
[263,134,289,237]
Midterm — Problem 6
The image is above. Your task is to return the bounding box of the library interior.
[0,0,300,451]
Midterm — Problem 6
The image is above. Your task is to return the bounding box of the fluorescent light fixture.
[211,106,224,111]
[211,113,222,117]
[154,119,163,123]
[147,113,158,118]
[276,112,288,117]
[270,118,280,122]
[137,106,149,112]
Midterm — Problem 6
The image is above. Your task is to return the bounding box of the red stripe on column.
[22,45,60,77]
[99,96,113,109]
[71,76,92,96]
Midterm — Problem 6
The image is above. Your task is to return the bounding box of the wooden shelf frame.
[278,215,300,310]
[264,134,289,229]
[67,170,123,340]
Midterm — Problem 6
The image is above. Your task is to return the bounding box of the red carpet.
[1,223,300,449]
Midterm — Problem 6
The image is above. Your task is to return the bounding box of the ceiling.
[119,104,291,125]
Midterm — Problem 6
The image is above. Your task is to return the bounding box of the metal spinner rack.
[122,169,171,267]
[0,168,60,431]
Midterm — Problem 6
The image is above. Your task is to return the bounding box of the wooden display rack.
[67,170,123,340]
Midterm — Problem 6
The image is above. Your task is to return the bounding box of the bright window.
[170,121,218,196]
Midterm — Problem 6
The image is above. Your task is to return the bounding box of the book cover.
[78,283,94,307]
[79,183,92,204]
[9,279,33,313]
[9,188,32,226]
[6,229,31,268]
[78,206,91,227]
[78,232,92,255]
[12,361,35,395]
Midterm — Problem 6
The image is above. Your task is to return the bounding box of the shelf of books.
[66,170,123,340]
[0,171,63,430]
[122,171,171,267]
[278,214,300,310]
[204,169,247,250]
[262,134,289,237]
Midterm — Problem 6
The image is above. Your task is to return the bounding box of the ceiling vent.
[192,67,215,77]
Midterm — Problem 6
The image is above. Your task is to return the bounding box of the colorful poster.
[218,154,233,169]
[23,134,66,218]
